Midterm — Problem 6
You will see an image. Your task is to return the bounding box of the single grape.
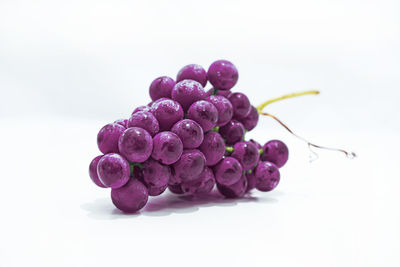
[152,99,184,131]
[199,131,225,166]
[207,60,238,90]
[228,92,251,119]
[219,120,245,145]
[231,141,260,171]
[118,127,153,163]
[127,111,159,137]
[150,97,170,108]
[171,119,204,149]
[239,105,259,131]
[97,153,130,188]
[245,171,257,192]
[195,167,216,194]
[181,176,204,195]
[111,178,148,213]
[171,79,205,111]
[217,173,247,198]
[176,64,207,87]
[114,119,128,128]
[132,105,152,115]
[213,157,242,186]
[149,76,175,101]
[172,149,206,183]
[148,184,168,196]
[97,123,126,154]
[249,139,262,150]
[187,100,218,132]
[206,95,233,127]
[168,183,184,194]
[152,131,183,165]
[261,140,289,168]
[89,155,106,188]
[255,161,280,192]
[142,158,171,187]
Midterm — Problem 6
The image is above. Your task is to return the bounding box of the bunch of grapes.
[89,60,289,213]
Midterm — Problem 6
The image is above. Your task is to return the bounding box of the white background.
[0,0,399,266]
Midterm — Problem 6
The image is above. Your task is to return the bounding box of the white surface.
[1,0,399,266]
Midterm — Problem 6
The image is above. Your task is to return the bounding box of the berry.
[199,131,225,166]
[151,131,183,165]
[217,173,247,198]
[214,157,242,186]
[206,95,233,127]
[152,99,184,131]
[111,178,148,213]
[187,100,218,132]
[171,79,205,111]
[118,127,153,163]
[255,161,280,192]
[171,119,204,149]
[127,111,159,137]
[176,64,207,87]
[219,120,245,145]
[148,184,168,196]
[195,167,216,194]
[249,139,262,150]
[114,119,128,128]
[207,60,238,90]
[149,76,175,101]
[168,183,184,194]
[228,92,251,119]
[172,149,206,183]
[132,105,152,115]
[97,153,130,188]
[231,141,260,171]
[142,158,171,188]
[239,105,259,131]
[89,155,106,188]
[97,123,126,154]
[261,140,289,168]
[245,171,257,192]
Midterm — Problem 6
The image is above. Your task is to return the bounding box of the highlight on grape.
[89,60,289,213]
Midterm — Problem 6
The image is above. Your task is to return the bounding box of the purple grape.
[148,184,168,196]
[114,119,128,128]
[171,79,205,111]
[111,178,148,213]
[231,141,260,171]
[187,100,218,132]
[89,155,106,188]
[97,153,130,188]
[132,105,152,115]
[97,123,125,154]
[245,171,257,192]
[217,173,247,198]
[172,149,206,183]
[142,158,171,187]
[255,161,280,192]
[118,127,153,163]
[249,139,262,150]
[228,92,251,119]
[149,76,175,101]
[239,105,259,131]
[150,97,170,108]
[168,183,184,194]
[127,111,159,137]
[206,95,233,127]
[171,119,204,149]
[181,167,215,195]
[207,60,238,90]
[152,99,184,131]
[199,131,225,166]
[151,131,183,165]
[214,157,243,186]
[176,64,207,87]
[195,167,216,194]
[261,140,289,168]
[219,120,245,145]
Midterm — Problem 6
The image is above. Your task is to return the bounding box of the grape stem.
[225,146,264,155]
[257,90,357,159]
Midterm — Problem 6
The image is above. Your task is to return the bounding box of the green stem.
[225,146,234,153]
